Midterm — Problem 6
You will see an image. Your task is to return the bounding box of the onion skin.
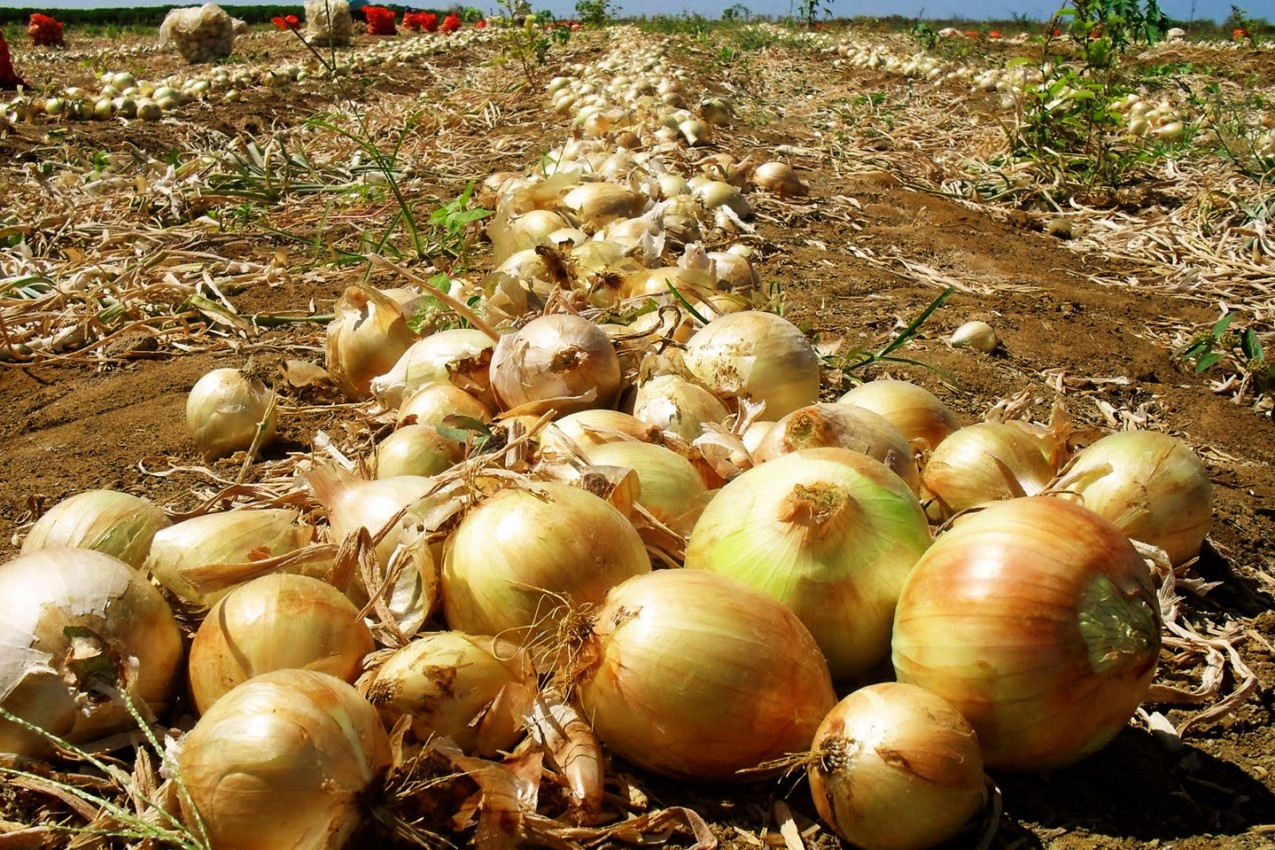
[574,570,836,782]
[892,497,1161,771]
[489,314,623,417]
[21,489,170,570]
[1052,431,1212,565]
[921,422,1055,516]
[178,670,390,850]
[188,573,374,714]
[837,379,959,453]
[809,683,986,850]
[686,448,930,681]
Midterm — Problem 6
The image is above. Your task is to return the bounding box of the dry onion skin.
[442,481,651,652]
[188,573,374,714]
[177,669,390,850]
[631,374,732,442]
[892,497,1161,771]
[809,683,986,850]
[489,314,623,416]
[364,632,533,756]
[186,367,276,461]
[573,569,835,782]
[325,284,416,401]
[20,489,170,570]
[837,380,960,453]
[682,311,821,420]
[685,448,930,681]
[1052,430,1213,565]
[0,549,183,756]
[921,421,1055,516]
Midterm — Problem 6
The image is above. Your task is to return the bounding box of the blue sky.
[41,0,1247,22]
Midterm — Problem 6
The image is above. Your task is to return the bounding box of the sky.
[38,0,1249,23]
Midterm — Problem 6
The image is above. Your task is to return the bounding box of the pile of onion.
[892,497,1161,771]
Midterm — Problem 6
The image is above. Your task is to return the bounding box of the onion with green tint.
[685,447,931,681]
[21,489,170,570]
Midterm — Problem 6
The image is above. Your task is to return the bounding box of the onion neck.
[784,411,834,450]
[1077,574,1159,675]
[779,483,855,538]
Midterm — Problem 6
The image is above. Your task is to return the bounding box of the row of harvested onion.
[4,33,1216,850]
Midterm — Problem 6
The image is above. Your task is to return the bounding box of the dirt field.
[1,22,1274,850]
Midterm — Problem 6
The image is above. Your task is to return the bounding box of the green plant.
[426,180,492,270]
[795,0,833,29]
[575,0,615,26]
[1175,313,1273,402]
[497,1,571,87]
[1179,80,1274,180]
[825,288,958,390]
[722,3,752,21]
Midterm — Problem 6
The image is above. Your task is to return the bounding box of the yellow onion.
[145,509,313,607]
[374,425,464,479]
[188,573,374,714]
[177,670,390,850]
[487,208,570,263]
[892,497,1161,771]
[691,180,752,218]
[325,284,416,400]
[442,481,650,654]
[369,329,496,410]
[708,250,760,294]
[538,409,659,459]
[186,367,276,460]
[751,161,810,196]
[489,315,622,416]
[751,403,920,495]
[921,422,1054,516]
[364,632,534,756]
[21,489,170,569]
[686,448,930,680]
[1051,430,1212,565]
[950,320,1000,353]
[561,182,645,232]
[683,311,821,419]
[809,683,986,850]
[838,379,959,453]
[573,569,835,781]
[631,374,730,441]
[397,380,493,428]
[0,549,183,756]
[582,441,709,535]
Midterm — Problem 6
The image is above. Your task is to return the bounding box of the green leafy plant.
[1175,313,1272,396]
[497,1,571,87]
[825,287,958,390]
[795,0,833,29]
[575,0,616,26]
[426,180,492,269]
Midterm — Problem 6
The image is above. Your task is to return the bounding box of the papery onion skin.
[364,632,533,756]
[837,379,959,453]
[921,422,1055,516]
[21,489,170,570]
[809,683,986,850]
[686,448,930,681]
[442,481,651,652]
[178,669,390,850]
[490,314,623,417]
[325,284,416,401]
[683,311,820,420]
[892,497,1161,771]
[1053,430,1212,565]
[0,549,183,756]
[632,375,730,442]
[189,573,374,714]
[574,569,835,782]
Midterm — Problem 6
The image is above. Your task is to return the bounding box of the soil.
[2,24,1274,850]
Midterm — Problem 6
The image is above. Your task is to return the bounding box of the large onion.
[186,367,276,460]
[490,314,623,416]
[177,670,390,850]
[369,328,496,410]
[581,440,709,535]
[631,374,730,442]
[685,448,930,680]
[21,489,170,570]
[325,284,416,401]
[1052,430,1212,565]
[838,379,959,453]
[188,573,374,714]
[921,422,1054,516]
[0,549,182,756]
[682,311,820,419]
[892,497,1161,771]
[572,569,835,781]
[808,683,986,850]
[442,481,651,653]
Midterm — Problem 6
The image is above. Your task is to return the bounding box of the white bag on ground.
[159,4,235,64]
[305,0,353,47]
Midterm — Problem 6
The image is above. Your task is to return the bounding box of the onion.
[397,380,493,428]
[561,182,645,231]
[808,683,986,850]
[364,632,533,756]
[538,409,659,459]
[325,284,416,401]
[188,573,374,714]
[751,403,920,495]
[686,448,930,680]
[186,367,276,460]
[374,425,464,479]
[751,161,809,196]
[708,250,760,294]
[950,320,1000,353]
[177,670,390,850]
[0,549,183,756]
[837,379,959,453]
[1051,430,1212,565]
[369,328,496,410]
[442,480,650,655]
[921,422,1054,516]
[892,497,1161,771]
[683,311,821,420]
[631,374,730,441]
[21,489,170,569]
[691,180,752,218]
[489,315,622,416]
[146,509,314,606]
[572,569,835,781]
[582,440,709,535]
